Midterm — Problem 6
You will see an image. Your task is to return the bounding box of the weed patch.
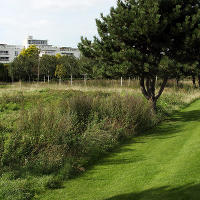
[0,84,200,199]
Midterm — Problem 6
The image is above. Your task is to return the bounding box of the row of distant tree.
[0,45,200,89]
[3,45,99,82]
[0,45,200,86]
[2,0,200,110]
[0,44,139,82]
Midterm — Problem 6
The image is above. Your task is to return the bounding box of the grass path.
[40,100,200,200]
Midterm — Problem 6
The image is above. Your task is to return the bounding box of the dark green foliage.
[40,55,57,79]
[0,177,36,200]
[45,176,63,189]
[78,56,108,79]
[9,56,25,81]
[8,46,40,81]
[9,53,81,82]
[0,90,158,199]
[0,63,9,82]
[0,92,24,112]
[40,100,200,200]
[58,55,79,78]
[0,86,196,199]
[78,0,200,109]
[0,91,156,178]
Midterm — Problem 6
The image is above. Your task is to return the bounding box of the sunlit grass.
[1,79,200,109]
[40,100,200,200]
[1,79,200,200]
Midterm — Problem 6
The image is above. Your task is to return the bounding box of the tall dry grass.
[1,79,200,199]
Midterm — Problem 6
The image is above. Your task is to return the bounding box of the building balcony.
[0,53,9,55]
[0,57,9,61]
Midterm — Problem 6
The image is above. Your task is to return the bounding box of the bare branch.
[155,77,168,100]
[140,76,150,100]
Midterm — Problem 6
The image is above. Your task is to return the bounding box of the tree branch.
[146,77,151,97]
[140,76,150,100]
[155,76,168,100]
[150,76,156,98]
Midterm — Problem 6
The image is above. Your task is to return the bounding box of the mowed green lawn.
[40,100,200,200]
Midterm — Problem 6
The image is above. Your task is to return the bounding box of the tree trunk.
[128,77,131,87]
[71,74,73,86]
[176,76,180,87]
[19,79,22,89]
[140,75,168,111]
[84,74,87,86]
[151,98,157,112]
[48,70,50,84]
[38,58,40,83]
[192,74,196,88]
[198,74,200,88]
[12,74,14,83]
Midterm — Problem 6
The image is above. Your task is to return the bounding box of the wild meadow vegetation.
[0,79,200,200]
[1,0,200,199]
[41,99,200,200]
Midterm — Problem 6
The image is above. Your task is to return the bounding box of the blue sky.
[0,0,116,47]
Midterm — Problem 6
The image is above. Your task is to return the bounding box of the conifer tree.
[79,0,200,110]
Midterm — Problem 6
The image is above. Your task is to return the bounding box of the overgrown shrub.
[0,80,199,200]
[0,173,52,200]
[0,91,159,199]
[1,93,156,174]
[0,92,24,104]
[0,177,36,200]
[0,92,24,112]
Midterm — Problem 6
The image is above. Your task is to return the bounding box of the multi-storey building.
[0,36,80,64]
[0,44,23,64]
[25,36,80,58]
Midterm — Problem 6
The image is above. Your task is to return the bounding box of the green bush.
[0,92,24,104]
[0,91,158,199]
[1,92,156,174]
[0,92,23,112]
[0,177,36,200]
[45,176,63,189]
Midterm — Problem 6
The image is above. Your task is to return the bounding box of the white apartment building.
[25,36,80,58]
[0,36,80,64]
[0,44,23,64]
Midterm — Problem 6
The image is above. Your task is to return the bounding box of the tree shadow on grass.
[143,108,200,139]
[80,108,200,172]
[141,121,183,141]
[171,109,200,123]
[104,183,200,200]
[73,107,200,180]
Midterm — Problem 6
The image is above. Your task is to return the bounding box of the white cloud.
[0,0,116,46]
[0,18,15,26]
[31,0,116,10]
[0,16,49,29]
[37,19,49,25]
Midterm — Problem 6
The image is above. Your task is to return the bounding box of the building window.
[0,57,9,61]
[0,51,9,55]
[61,53,73,56]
